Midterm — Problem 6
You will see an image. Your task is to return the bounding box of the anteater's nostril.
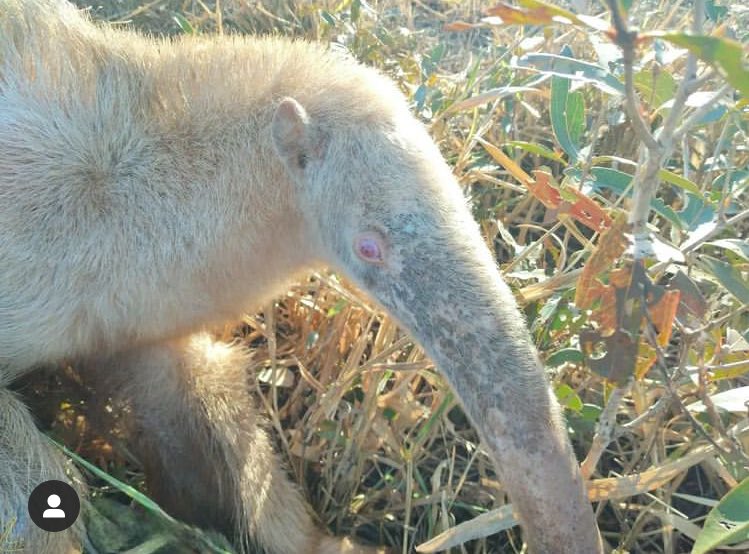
[354,232,385,264]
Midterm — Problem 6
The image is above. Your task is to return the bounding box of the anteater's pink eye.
[354,233,385,264]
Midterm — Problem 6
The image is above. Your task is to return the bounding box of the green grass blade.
[692,476,749,554]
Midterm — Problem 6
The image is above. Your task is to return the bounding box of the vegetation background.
[15,1,748,553]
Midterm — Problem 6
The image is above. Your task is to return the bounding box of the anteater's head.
[269,62,600,553]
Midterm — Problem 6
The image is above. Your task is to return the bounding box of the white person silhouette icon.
[27,480,80,532]
[42,494,65,518]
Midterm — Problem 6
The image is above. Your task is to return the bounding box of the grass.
[17,1,749,553]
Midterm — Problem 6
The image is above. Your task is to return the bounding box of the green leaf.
[692,476,749,554]
[573,166,632,189]
[86,496,169,554]
[705,0,729,22]
[413,84,428,110]
[706,239,749,262]
[57,442,172,517]
[414,392,454,446]
[383,406,397,421]
[712,170,749,195]
[698,255,749,305]
[550,75,581,161]
[566,90,585,145]
[711,362,749,381]
[634,67,677,108]
[555,383,583,413]
[172,13,195,34]
[351,0,361,22]
[327,298,348,317]
[444,86,540,114]
[580,403,602,422]
[52,440,233,553]
[593,156,702,199]
[588,158,702,196]
[515,53,625,96]
[320,10,337,26]
[547,348,584,367]
[505,140,567,164]
[679,194,715,230]
[658,169,702,196]
[653,33,749,98]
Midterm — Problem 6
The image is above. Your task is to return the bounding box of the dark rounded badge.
[27,480,80,532]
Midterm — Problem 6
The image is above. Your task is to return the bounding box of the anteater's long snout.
[368,218,602,553]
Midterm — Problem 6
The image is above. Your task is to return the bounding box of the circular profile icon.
[27,480,80,532]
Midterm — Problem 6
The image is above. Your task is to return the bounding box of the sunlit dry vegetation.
[17,0,749,552]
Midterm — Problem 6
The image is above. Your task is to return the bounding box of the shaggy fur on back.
[0,0,406,380]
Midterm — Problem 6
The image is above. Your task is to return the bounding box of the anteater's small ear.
[272,97,312,172]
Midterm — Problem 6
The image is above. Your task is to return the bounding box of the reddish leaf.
[575,214,630,310]
[580,328,638,384]
[480,143,610,233]
[486,2,559,25]
[581,262,683,383]
[532,171,612,232]
[443,21,481,32]
[485,0,608,31]
[526,169,563,207]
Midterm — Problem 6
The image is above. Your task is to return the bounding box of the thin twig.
[620,391,674,433]
[604,0,658,150]
[581,381,632,479]
[658,0,705,144]
[643,317,734,457]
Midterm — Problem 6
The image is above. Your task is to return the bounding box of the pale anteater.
[0,1,602,552]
